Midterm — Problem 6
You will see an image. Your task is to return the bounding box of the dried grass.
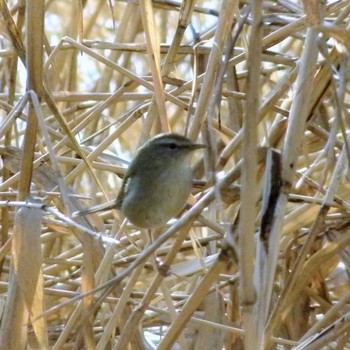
[1,0,350,349]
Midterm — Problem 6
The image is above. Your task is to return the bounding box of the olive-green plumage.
[74,133,205,228]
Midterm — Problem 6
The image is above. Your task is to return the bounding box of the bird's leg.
[148,229,170,276]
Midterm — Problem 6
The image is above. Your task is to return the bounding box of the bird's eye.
[168,143,177,149]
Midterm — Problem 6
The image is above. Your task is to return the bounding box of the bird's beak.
[191,143,207,150]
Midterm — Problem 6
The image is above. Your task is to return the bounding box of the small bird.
[73,133,205,228]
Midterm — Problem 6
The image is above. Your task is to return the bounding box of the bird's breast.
[120,166,193,228]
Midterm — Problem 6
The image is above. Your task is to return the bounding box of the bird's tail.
[72,200,118,217]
